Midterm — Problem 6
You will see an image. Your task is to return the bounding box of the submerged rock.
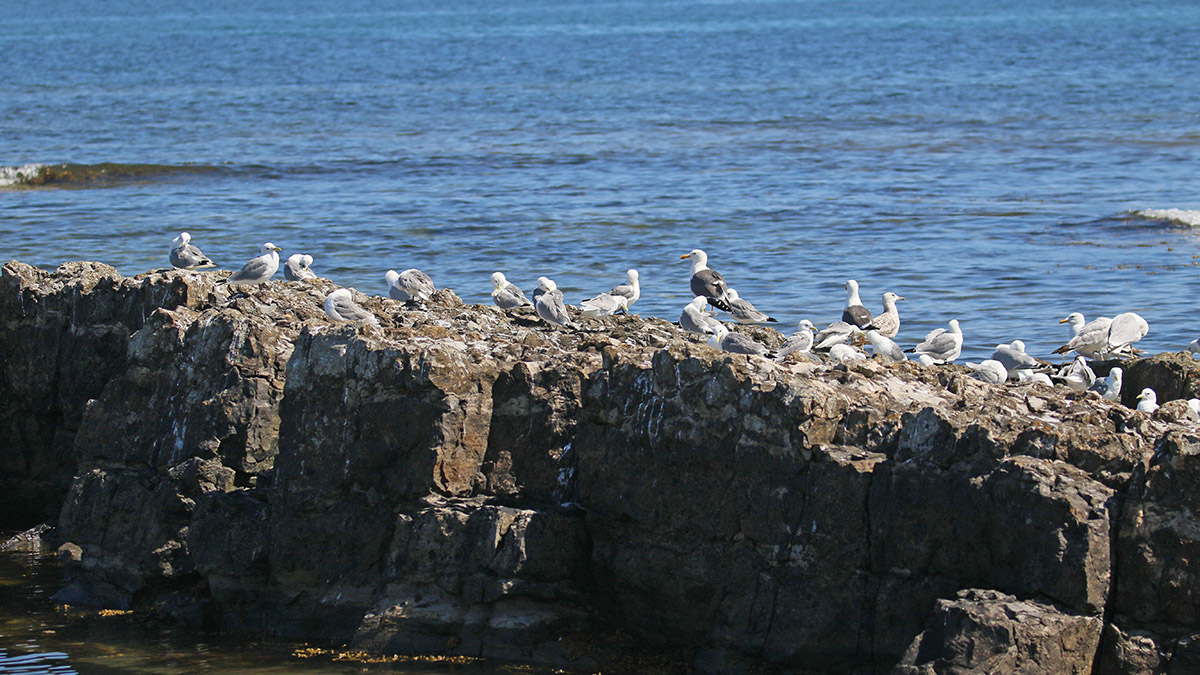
[5,259,1200,672]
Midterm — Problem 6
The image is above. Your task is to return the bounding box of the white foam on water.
[1132,208,1200,227]
[0,163,47,187]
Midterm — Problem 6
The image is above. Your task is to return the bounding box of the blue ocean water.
[4,0,1200,362]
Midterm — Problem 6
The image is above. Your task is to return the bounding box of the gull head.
[948,319,962,333]
[680,249,707,264]
[537,276,557,292]
[302,254,313,267]
[491,271,507,289]
[173,232,190,247]
[798,319,816,332]
[690,295,709,309]
[260,242,281,254]
[385,269,400,287]
[1136,388,1157,404]
[1010,339,1026,352]
[883,291,906,304]
[1060,312,1085,326]
[727,288,741,301]
[626,269,639,283]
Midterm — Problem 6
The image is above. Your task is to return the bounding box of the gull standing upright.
[909,319,963,364]
[726,289,778,325]
[1105,312,1149,356]
[609,269,640,307]
[491,272,533,309]
[284,254,316,281]
[386,269,435,303]
[535,277,574,328]
[169,232,217,270]
[220,243,281,286]
[1053,312,1111,359]
[775,320,817,360]
[681,249,733,312]
[323,289,379,324]
[841,280,873,329]
[864,292,905,338]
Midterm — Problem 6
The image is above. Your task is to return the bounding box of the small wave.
[1128,208,1200,228]
[0,162,226,189]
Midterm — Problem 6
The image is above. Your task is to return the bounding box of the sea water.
[5,0,1200,361]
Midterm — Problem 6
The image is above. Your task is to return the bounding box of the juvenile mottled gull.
[966,359,1008,384]
[680,296,723,335]
[681,249,733,312]
[841,280,873,329]
[864,329,906,362]
[909,319,962,364]
[991,340,1039,380]
[491,272,532,309]
[864,292,905,338]
[169,232,216,270]
[1088,367,1122,401]
[1053,312,1111,359]
[579,292,628,318]
[220,242,281,286]
[610,269,640,307]
[726,289,778,325]
[1056,356,1096,391]
[1106,312,1149,355]
[708,324,770,357]
[535,277,574,328]
[323,289,378,324]
[386,268,435,303]
[284,254,316,281]
[815,321,856,350]
[1135,387,1159,413]
[775,320,816,361]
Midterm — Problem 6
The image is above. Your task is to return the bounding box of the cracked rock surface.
[4,260,1200,672]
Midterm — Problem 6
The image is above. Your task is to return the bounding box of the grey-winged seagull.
[169,232,217,270]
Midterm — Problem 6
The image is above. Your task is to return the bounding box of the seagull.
[966,359,1008,384]
[535,277,574,328]
[814,321,856,350]
[609,269,640,307]
[1135,388,1158,413]
[726,289,778,325]
[323,289,378,324]
[1017,370,1053,387]
[681,249,733,312]
[909,319,962,364]
[828,343,867,362]
[386,268,435,303]
[284,253,316,281]
[916,354,937,367]
[1088,367,1122,401]
[841,280,873,329]
[579,292,629,318]
[680,296,724,335]
[491,272,533,309]
[991,340,1039,380]
[708,324,771,357]
[1106,312,1149,355]
[1188,399,1200,418]
[169,232,217,270]
[775,320,817,360]
[220,242,281,286]
[864,329,906,362]
[1189,338,1200,360]
[864,292,905,338]
[1055,356,1096,391]
[1053,313,1112,359]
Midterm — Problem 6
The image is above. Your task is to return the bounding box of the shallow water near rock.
[0,550,579,675]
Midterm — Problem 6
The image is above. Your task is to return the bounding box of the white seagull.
[169,232,217,270]
[386,268,435,303]
[220,242,281,286]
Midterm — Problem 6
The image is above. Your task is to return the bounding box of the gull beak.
[897,295,907,301]
[272,246,282,251]
[680,253,691,259]
[1059,318,1069,324]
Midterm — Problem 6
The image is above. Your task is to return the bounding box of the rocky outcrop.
[6,260,1200,672]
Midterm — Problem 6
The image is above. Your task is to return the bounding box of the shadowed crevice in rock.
[8,260,1200,672]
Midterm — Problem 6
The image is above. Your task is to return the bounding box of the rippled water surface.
[5,0,1200,360]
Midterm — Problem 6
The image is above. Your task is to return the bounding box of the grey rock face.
[9,260,1200,672]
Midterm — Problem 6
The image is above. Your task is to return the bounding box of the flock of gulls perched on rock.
[172,233,1189,415]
